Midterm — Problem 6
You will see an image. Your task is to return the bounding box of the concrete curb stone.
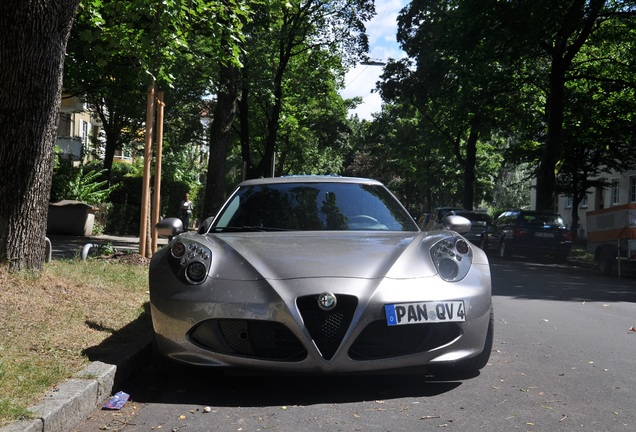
[0,343,151,432]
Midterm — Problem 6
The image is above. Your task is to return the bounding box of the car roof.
[238,175,384,187]
[510,210,562,216]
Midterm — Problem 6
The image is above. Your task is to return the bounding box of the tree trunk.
[536,55,567,211]
[535,0,604,211]
[462,123,479,211]
[202,63,239,218]
[253,38,291,178]
[0,0,80,271]
[238,63,251,174]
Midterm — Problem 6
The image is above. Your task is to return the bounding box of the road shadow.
[119,363,467,407]
[489,256,636,303]
[82,302,153,389]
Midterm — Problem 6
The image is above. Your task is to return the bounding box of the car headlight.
[185,261,208,283]
[167,240,211,285]
[430,236,473,282]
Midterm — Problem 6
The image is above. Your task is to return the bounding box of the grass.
[569,244,594,262]
[0,257,150,427]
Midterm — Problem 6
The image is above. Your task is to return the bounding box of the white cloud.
[340,0,407,120]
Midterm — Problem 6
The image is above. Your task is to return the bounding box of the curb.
[1,341,151,432]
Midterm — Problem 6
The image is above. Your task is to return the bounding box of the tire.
[431,307,494,379]
[555,252,568,264]
[597,253,613,276]
[151,335,172,375]
[457,307,494,373]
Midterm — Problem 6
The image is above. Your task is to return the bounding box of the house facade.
[57,95,100,162]
[57,95,132,164]
[550,168,636,240]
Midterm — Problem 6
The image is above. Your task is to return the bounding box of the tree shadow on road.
[490,257,636,303]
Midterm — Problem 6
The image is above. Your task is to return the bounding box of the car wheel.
[151,336,172,375]
[458,307,494,372]
[597,252,613,276]
[499,240,511,259]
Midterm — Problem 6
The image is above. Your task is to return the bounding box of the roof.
[238,176,383,187]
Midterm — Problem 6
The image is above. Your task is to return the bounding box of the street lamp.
[360,58,386,66]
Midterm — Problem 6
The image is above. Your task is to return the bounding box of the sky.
[340,0,407,120]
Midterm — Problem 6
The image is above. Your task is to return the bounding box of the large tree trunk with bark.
[462,123,479,211]
[536,56,566,211]
[202,63,239,218]
[0,0,79,271]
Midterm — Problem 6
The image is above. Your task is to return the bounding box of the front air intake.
[296,294,358,360]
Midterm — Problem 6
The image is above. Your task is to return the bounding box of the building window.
[611,179,620,206]
[565,196,572,209]
[630,176,636,203]
[579,195,588,208]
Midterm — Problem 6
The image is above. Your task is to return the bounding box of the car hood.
[199,231,440,280]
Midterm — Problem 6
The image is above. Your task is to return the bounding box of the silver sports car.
[150,176,493,374]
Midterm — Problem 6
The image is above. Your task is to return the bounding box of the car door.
[485,212,507,252]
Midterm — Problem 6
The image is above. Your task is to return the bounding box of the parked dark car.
[448,210,492,249]
[484,210,572,262]
[421,206,466,230]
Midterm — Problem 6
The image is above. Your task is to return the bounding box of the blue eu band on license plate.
[385,301,466,326]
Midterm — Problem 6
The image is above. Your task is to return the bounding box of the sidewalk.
[46,234,167,260]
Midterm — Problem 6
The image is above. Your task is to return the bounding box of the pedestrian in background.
[180,192,193,230]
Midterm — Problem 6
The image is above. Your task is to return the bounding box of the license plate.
[385,301,466,326]
[535,232,555,238]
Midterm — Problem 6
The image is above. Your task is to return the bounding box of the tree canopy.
[3,0,636,271]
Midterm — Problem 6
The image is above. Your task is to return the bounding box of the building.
[56,94,132,164]
[553,168,636,240]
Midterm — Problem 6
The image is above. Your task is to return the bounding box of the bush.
[50,160,119,206]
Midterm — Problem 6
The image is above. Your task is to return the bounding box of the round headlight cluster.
[168,240,211,284]
[430,236,473,282]
[171,242,186,258]
[185,261,208,283]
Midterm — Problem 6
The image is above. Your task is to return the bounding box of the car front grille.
[189,319,307,361]
[348,320,461,360]
[296,294,358,360]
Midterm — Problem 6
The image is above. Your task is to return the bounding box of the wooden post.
[139,83,155,257]
[152,91,165,254]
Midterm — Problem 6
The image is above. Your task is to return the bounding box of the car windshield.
[211,182,419,232]
[521,213,566,227]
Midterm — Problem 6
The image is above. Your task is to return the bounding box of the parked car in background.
[484,210,572,262]
[448,210,492,249]
[151,176,493,375]
[421,206,466,230]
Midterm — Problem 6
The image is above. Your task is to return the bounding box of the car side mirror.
[444,215,471,234]
[156,217,184,239]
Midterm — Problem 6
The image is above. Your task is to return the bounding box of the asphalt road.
[74,258,636,432]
